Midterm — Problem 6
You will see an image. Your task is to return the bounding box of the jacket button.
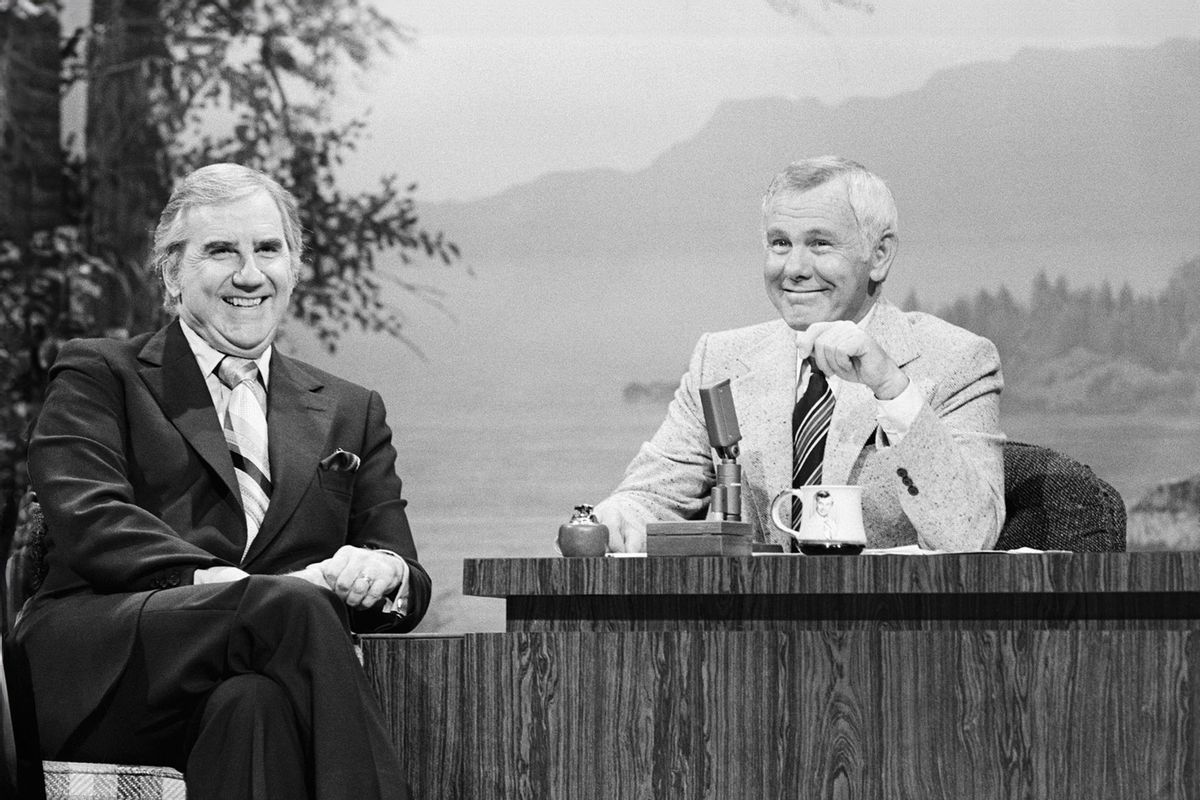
[907,485,919,496]
[896,467,908,478]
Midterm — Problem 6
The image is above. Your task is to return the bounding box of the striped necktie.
[792,359,835,526]
[218,356,272,556]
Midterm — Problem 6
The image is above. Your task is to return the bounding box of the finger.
[591,508,623,552]
[810,343,836,378]
[347,552,404,607]
[356,579,389,609]
[829,341,856,376]
[330,556,373,601]
[318,545,356,587]
[626,520,647,554]
[796,322,833,357]
[285,564,329,589]
[356,564,404,608]
[814,325,863,379]
[343,569,377,606]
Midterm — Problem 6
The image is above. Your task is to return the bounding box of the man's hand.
[798,321,909,400]
[309,545,406,609]
[593,505,646,554]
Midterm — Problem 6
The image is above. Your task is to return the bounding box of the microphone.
[699,379,742,522]
[699,379,741,461]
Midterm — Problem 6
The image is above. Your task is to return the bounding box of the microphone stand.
[644,379,753,554]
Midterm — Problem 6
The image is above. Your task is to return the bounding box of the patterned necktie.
[792,359,835,526]
[218,357,271,555]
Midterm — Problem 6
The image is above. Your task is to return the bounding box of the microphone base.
[645,520,753,556]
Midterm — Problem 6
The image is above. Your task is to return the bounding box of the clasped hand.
[288,545,404,609]
[797,321,909,400]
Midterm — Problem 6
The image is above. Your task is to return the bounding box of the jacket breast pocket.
[317,469,355,499]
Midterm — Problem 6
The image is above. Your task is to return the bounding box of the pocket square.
[319,448,361,472]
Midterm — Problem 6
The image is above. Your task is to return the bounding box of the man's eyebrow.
[200,238,236,251]
[803,228,841,240]
[254,236,284,247]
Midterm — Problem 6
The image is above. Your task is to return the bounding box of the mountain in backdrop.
[423,39,1199,268]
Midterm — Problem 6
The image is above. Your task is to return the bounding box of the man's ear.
[867,231,898,283]
[162,270,179,299]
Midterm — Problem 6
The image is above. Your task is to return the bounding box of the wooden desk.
[365,553,1200,799]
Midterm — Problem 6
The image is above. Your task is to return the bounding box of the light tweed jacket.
[596,298,1006,551]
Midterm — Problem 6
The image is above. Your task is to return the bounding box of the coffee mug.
[769,485,867,555]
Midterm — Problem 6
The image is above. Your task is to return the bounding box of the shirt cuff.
[373,549,411,616]
[874,379,924,445]
[193,565,250,585]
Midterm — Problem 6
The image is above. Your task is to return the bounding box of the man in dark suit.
[12,163,430,799]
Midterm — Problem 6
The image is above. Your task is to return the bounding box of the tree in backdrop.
[933,256,1200,414]
[0,0,461,605]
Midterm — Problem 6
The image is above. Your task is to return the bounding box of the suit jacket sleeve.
[594,334,717,532]
[882,333,1005,550]
[344,389,431,633]
[29,340,227,592]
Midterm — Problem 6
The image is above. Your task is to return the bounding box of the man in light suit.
[596,156,1005,552]
[13,164,429,799]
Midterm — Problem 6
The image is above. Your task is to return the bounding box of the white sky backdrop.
[341,0,1200,201]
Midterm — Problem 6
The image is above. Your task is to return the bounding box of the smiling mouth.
[224,297,267,308]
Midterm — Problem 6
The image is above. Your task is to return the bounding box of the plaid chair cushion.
[42,761,185,800]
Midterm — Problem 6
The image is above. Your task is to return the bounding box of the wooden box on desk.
[645,520,753,556]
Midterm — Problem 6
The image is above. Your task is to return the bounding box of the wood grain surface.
[357,556,1200,799]
[463,552,1200,599]
[463,631,788,799]
[360,634,465,800]
[452,629,1199,800]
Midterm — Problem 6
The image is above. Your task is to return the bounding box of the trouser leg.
[186,674,308,800]
[63,576,409,800]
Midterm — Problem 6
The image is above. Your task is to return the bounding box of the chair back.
[996,441,1126,551]
[5,493,48,636]
[2,494,186,799]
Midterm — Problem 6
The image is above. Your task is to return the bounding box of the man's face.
[815,496,833,517]
[763,180,891,331]
[165,190,295,358]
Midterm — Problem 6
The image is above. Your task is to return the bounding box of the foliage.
[932,255,1200,413]
[0,228,132,503]
[72,0,462,350]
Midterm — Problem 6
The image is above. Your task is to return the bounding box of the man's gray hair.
[153,163,303,311]
[761,156,898,251]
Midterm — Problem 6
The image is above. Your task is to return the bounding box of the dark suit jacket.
[14,321,431,754]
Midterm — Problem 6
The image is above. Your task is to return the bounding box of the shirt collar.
[178,318,273,387]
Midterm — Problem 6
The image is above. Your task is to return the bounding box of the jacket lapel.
[824,298,921,482]
[244,352,334,564]
[136,321,241,504]
[731,322,796,541]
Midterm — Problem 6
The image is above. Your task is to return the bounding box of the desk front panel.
[461,629,1197,800]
